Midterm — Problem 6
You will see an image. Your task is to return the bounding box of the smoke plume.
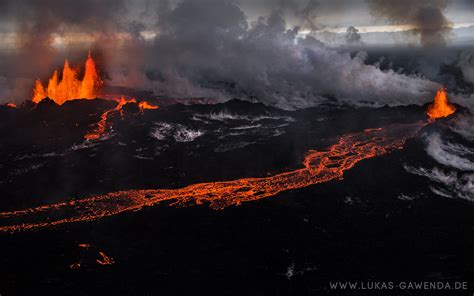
[345,26,362,44]
[366,0,453,46]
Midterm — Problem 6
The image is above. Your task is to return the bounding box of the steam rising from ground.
[425,133,474,171]
[405,123,474,202]
[405,165,474,201]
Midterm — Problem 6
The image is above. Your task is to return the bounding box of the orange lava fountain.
[427,88,456,119]
[32,51,102,105]
[0,121,427,233]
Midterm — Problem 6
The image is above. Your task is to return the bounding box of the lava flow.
[138,101,159,111]
[0,121,426,233]
[84,96,158,140]
[427,88,456,119]
[33,51,102,105]
[96,251,115,265]
[84,96,136,140]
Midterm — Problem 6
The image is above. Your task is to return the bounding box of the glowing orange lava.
[427,88,456,119]
[84,96,137,140]
[84,97,159,140]
[138,101,159,112]
[33,51,102,105]
[0,121,427,233]
[96,251,114,265]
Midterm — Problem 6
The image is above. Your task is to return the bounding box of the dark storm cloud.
[366,0,453,46]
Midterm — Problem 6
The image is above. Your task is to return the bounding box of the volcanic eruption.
[0,57,459,233]
[1,0,474,294]
[29,51,159,140]
[427,88,456,119]
[32,51,102,105]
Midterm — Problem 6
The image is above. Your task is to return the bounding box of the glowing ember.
[0,121,426,233]
[6,103,17,108]
[69,262,81,270]
[96,251,114,265]
[427,88,456,119]
[138,101,159,112]
[32,51,102,105]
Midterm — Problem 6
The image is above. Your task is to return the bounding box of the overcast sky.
[0,0,472,35]
[238,0,473,30]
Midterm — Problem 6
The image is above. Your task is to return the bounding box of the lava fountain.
[30,50,159,140]
[427,88,456,119]
[32,51,102,105]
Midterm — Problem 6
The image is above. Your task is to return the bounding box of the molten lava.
[84,96,136,140]
[84,96,158,140]
[96,251,114,265]
[427,88,456,119]
[33,52,102,105]
[0,121,427,233]
[138,101,159,112]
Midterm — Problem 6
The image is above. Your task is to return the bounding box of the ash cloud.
[139,0,438,109]
[366,0,453,47]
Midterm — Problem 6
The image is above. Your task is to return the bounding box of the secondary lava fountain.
[427,88,456,119]
[0,121,426,233]
[32,51,102,105]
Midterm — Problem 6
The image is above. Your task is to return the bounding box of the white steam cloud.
[405,165,474,201]
[425,133,474,171]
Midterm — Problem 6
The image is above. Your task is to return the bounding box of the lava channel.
[0,121,426,233]
[84,96,158,140]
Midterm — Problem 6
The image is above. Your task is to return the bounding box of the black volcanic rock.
[0,98,429,209]
[0,98,472,296]
[34,97,59,111]
[61,98,117,113]
[121,102,141,114]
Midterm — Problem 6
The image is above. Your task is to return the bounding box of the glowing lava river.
[0,121,427,233]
